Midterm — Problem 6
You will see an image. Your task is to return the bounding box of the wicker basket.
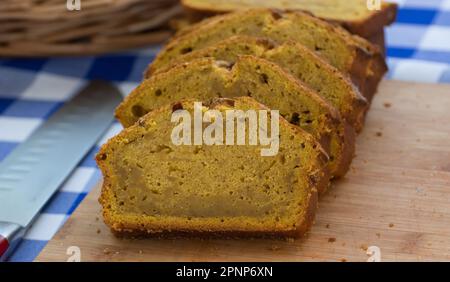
[0,0,182,57]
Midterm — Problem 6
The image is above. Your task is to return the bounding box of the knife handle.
[0,222,23,261]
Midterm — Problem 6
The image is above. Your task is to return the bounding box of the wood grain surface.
[36,80,450,262]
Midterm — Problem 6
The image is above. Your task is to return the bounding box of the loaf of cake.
[180,0,398,45]
[117,56,354,179]
[149,9,386,103]
[146,35,368,132]
[97,97,329,238]
[96,6,390,239]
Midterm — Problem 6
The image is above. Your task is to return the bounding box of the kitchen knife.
[0,81,122,261]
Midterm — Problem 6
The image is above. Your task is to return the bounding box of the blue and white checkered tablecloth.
[1,0,450,262]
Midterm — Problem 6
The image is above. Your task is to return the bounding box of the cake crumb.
[328,237,336,243]
[103,248,111,255]
[139,250,143,254]
[340,258,347,262]
[325,224,330,229]
[360,244,368,251]
[376,233,381,238]
[383,102,391,108]
[389,223,395,228]
[96,229,101,234]
[95,217,99,221]
[375,131,383,137]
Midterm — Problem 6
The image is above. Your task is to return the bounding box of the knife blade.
[0,80,122,261]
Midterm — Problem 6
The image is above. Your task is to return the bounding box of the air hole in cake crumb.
[260,73,269,84]
[155,89,162,96]
[131,105,146,118]
[222,98,235,107]
[279,154,286,164]
[98,153,107,160]
[290,113,300,126]
[172,102,183,112]
[180,47,193,54]
[270,10,283,20]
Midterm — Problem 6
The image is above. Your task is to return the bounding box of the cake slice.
[149,9,387,103]
[146,36,368,132]
[117,56,354,179]
[97,97,329,238]
[181,0,398,39]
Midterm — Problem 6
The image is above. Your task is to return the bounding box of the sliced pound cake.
[97,97,329,238]
[117,56,354,179]
[146,36,368,132]
[181,0,398,39]
[150,9,387,102]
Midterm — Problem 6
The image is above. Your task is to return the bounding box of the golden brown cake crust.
[368,29,386,55]
[98,97,329,238]
[335,2,398,38]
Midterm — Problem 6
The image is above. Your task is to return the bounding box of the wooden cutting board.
[36,80,450,262]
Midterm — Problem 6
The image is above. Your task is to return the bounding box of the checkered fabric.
[1,0,449,262]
